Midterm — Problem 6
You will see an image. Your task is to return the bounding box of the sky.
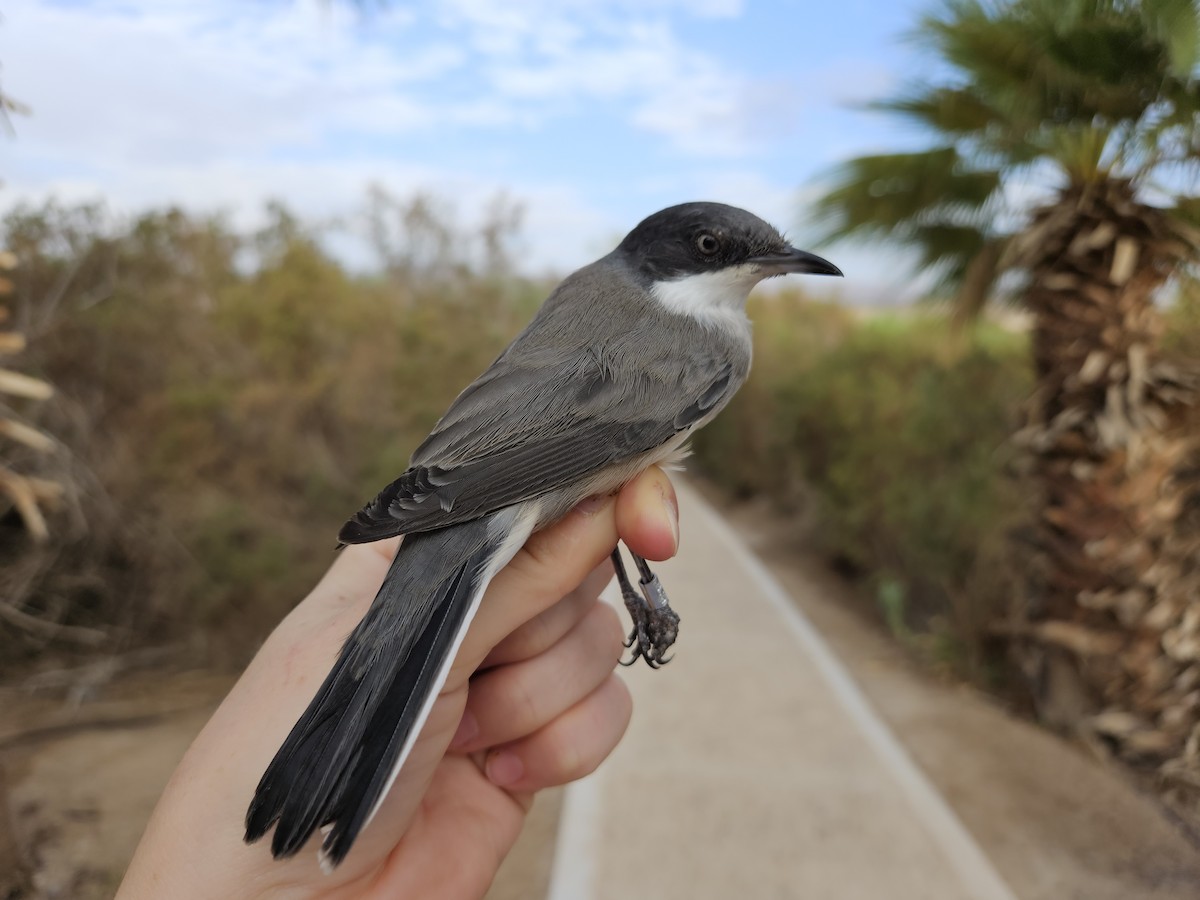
[2,0,937,298]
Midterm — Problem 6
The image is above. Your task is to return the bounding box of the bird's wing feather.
[339,335,735,544]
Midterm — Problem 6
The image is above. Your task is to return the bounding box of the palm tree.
[814,0,1200,808]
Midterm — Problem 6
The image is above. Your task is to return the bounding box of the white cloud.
[465,15,795,158]
[3,0,469,171]
[4,0,770,174]
[438,0,743,33]
[1,0,908,293]
[0,0,573,257]
[427,0,776,156]
[632,69,806,158]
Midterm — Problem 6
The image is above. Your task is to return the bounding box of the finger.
[450,496,617,678]
[482,674,632,792]
[283,537,401,635]
[455,601,625,752]
[482,562,612,668]
[455,468,678,676]
[615,465,679,562]
[326,536,401,581]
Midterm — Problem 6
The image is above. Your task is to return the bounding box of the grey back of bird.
[339,253,753,540]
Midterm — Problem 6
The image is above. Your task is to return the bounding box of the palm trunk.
[1012,179,1200,821]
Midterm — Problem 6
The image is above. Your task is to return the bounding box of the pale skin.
[117,467,680,899]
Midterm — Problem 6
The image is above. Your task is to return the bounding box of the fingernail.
[486,750,524,787]
[450,711,478,750]
[661,488,679,553]
[573,493,611,517]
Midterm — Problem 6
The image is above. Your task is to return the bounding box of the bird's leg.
[612,546,679,668]
[612,547,652,665]
[630,550,680,664]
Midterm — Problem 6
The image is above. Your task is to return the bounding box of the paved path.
[545,483,1017,900]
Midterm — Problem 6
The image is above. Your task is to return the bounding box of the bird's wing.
[338,338,735,543]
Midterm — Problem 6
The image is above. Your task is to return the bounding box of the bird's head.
[616,201,841,320]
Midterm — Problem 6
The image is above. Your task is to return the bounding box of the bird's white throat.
[650,264,764,328]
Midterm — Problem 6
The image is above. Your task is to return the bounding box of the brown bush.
[0,195,536,673]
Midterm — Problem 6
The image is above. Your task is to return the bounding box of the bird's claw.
[619,600,679,668]
[612,549,680,668]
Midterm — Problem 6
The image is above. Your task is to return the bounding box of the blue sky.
[3,0,936,297]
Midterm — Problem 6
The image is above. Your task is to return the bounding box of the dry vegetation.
[690,283,1200,822]
[0,250,59,538]
[0,193,541,674]
[3,193,1199,823]
[690,297,1034,685]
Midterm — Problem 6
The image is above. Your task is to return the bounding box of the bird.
[243,201,842,868]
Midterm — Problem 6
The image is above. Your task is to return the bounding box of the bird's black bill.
[750,246,842,278]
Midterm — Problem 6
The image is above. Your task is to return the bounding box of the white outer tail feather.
[318,500,543,870]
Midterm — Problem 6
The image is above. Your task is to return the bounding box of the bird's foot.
[612,547,680,668]
[621,601,679,669]
[619,572,679,668]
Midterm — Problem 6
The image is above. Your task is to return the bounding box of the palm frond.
[813,0,1200,320]
[1140,0,1200,78]
[910,222,992,283]
[953,236,1008,322]
[871,86,1005,136]
[1035,123,1118,183]
[813,148,1002,244]
[919,0,1197,133]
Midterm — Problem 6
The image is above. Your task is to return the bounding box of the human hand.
[117,467,680,899]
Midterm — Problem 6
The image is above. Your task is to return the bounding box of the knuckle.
[548,680,628,784]
[549,730,590,783]
[508,670,543,731]
[504,612,550,661]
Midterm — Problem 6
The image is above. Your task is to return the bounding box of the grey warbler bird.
[244,201,841,868]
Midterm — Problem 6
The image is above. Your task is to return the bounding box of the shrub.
[0,197,530,671]
[692,304,1032,680]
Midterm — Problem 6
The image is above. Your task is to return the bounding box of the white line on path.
[546,487,1018,900]
[543,755,602,900]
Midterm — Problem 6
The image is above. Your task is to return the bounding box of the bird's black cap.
[616,201,841,282]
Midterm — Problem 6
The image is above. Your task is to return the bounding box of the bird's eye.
[695,233,720,256]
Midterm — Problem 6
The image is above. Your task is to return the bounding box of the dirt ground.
[0,670,560,900]
[3,489,1200,898]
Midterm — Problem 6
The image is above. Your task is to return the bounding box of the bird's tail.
[244,510,529,868]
